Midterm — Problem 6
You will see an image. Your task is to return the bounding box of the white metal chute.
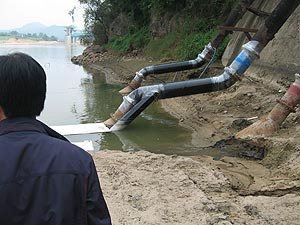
[50,122,111,135]
[72,140,94,151]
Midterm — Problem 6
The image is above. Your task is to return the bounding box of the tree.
[77,0,236,46]
[79,0,115,44]
[9,31,19,36]
[68,7,76,24]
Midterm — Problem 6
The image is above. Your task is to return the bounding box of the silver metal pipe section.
[110,92,160,131]
[119,84,164,113]
[104,84,164,128]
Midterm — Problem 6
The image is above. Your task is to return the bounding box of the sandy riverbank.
[93,149,300,225]
[0,38,71,45]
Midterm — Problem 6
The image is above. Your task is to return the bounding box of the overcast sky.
[0,0,84,30]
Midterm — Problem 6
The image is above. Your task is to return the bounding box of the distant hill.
[1,22,77,41]
[15,22,47,34]
[43,25,67,41]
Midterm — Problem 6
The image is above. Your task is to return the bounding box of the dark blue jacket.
[0,118,111,225]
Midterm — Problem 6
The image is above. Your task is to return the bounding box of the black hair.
[0,52,46,118]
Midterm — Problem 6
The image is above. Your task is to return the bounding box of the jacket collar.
[0,117,69,142]
[0,117,46,135]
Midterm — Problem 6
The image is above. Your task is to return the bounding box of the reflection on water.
[0,44,194,155]
[77,67,193,155]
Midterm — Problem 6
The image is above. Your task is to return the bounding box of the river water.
[0,44,196,155]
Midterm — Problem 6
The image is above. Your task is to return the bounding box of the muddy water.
[70,67,194,155]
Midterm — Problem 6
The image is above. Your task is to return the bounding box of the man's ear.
[0,106,7,121]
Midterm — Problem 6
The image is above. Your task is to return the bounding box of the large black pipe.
[161,74,236,99]
[108,0,299,131]
[252,0,300,50]
[137,60,204,77]
[119,0,255,94]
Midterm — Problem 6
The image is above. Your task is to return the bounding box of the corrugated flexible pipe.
[236,73,300,139]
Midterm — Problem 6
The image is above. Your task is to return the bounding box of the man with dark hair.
[0,52,111,225]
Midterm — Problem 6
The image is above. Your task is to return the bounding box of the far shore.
[0,38,82,46]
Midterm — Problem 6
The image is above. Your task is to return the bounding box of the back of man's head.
[0,52,46,118]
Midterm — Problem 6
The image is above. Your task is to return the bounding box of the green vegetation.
[105,27,151,53]
[0,36,11,41]
[144,31,180,59]
[78,0,237,60]
[144,17,230,60]
[177,31,229,60]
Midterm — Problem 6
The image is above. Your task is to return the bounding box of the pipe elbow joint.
[136,68,147,80]
[138,66,154,78]
[126,88,142,104]
[197,43,214,62]
[211,71,235,91]
[138,84,164,98]
[126,84,163,104]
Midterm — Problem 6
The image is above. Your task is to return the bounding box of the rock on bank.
[71,45,109,65]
